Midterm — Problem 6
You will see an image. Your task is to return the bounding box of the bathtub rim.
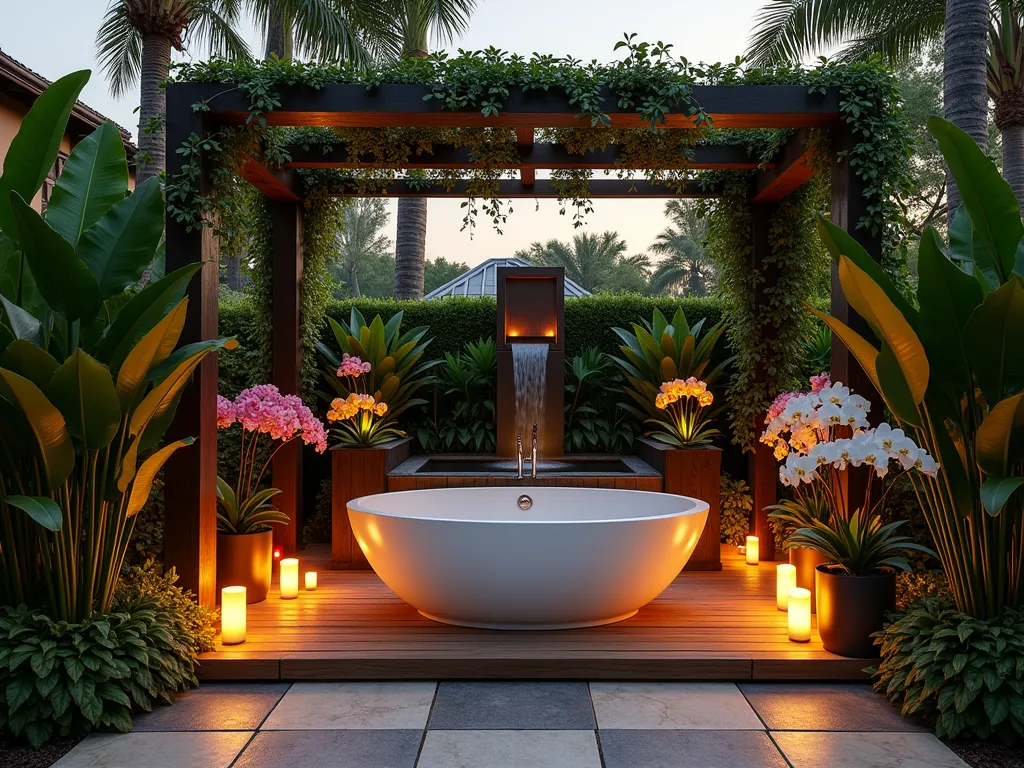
[348,485,710,525]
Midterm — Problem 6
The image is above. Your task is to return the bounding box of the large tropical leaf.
[806,304,881,393]
[125,438,194,517]
[0,368,75,488]
[1,339,59,391]
[0,295,42,345]
[44,122,128,248]
[47,349,120,450]
[8,192,100,322]
[929,116,1023,282]
[0,71,89,239]
[78,177,164,298]
[949,208,998,292]
[115,298,188,409]
[976,391,1024,476]
[963,277,1024,406]
[3,495,62,531]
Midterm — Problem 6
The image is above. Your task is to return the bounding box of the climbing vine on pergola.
[160,44,913,607]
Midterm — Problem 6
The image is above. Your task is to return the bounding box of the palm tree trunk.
[137,33,171,186]
[394,198,427,299]
[348,263,361,297]
[1002,124,1024,208]
[264,3,290,59]
[944,0,990,220]
[225,254,243,291]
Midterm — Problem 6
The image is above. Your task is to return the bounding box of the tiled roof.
[0,48,136,155]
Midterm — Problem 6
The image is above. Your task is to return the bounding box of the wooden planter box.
[331,437,414,569]
[634,438,722,571]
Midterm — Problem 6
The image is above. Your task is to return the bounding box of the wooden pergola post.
[269,200,304,554]
[162,87,219,609]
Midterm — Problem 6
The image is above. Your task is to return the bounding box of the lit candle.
[280,558,299,599]
[305,571,318,591]
[221,586,246,645]
[745,536,759,565]
[776,564,797,611]
[788,587,812,642]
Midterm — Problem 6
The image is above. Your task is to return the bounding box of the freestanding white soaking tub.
[348,486,709,630]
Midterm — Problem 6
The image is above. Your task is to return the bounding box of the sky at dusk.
[2,0,771,267]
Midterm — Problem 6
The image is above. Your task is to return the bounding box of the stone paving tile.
[600,729,789,768]
[590,682,763,730]
[132,682,291,731]
[772,731,970,768]
[418,730,602,768]
[261,682,436,730]
[740,683,927,732]
[52,731,252,768]
[427,681,595,730]
[231,729,422,768]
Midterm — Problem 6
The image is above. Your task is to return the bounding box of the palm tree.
[989,6,1024,203]
[390,0,478,300]
[96,1,250,185]
[649,200,716,297]
[745,0,991,219]
[515,231,629,293]
[250,0,388,61]
[333,199,392,297]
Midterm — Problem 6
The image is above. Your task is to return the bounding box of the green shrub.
[304,477,333,545]
[896,571,950,611]
[720,475,753,546]
[871,598,1024,743]
[116,562,218,655]
[0,594,199,747]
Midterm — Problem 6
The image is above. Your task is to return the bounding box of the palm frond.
[95,1,143,98]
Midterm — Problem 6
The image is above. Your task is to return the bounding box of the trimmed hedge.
[221,293,729,370]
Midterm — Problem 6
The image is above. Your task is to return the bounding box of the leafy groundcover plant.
[416,338,497,453]
[719,475,753,546]
[0,562,215,747]
[871,598,1024,743]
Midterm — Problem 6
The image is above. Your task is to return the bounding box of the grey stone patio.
[53,681,969,768]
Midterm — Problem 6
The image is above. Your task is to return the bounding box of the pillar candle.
[776,564,797,611]
[745,535,759,565]
[220,587,246,645]
[788,587,812,642]
[280,558,299,599]
[305,571,318,591]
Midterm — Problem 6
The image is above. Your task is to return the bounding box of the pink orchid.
[217,395,236,429]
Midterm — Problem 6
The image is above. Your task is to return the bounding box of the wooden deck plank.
[197,545,872,681]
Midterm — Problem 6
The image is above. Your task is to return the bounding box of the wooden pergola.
[163,81,879,607]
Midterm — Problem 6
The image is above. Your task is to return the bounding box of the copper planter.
[216,530,273,603]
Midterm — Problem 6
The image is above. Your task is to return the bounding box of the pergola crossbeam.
[322,178,718,198]
[752,129,815,202]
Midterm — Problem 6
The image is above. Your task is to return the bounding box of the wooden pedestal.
[331,437,413,569]
[634,438,722,571]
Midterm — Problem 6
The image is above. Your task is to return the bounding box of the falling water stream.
[511,343,548,458]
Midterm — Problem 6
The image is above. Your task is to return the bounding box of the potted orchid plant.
[764,380,938,656]
[216,385,326,602]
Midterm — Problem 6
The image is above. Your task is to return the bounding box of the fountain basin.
[392,454,660,478]
[348,486,709,629]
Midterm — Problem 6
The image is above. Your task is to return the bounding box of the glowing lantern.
[305,571,318,591]
[788,587,812,642]
[745,536,759,565]
[776,564,797,611]
[221,587,246,645]
[280,558,299,599]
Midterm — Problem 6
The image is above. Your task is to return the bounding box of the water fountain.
[495,267,564,458]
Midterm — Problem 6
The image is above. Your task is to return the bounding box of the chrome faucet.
[516,433,524,479]
[531,424,538,478]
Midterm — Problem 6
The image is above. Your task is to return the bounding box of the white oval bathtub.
[348,487,709,630]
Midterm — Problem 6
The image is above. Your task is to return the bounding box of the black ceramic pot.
[815,564,895,658]
[790,546,829,614]
[216,530,273,603]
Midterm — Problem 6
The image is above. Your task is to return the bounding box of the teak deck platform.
[197,545,871,681]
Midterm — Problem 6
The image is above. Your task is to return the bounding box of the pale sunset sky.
[2,0,770,267]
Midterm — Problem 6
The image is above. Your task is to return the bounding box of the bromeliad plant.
[416,338,497,453]
[814,116,1024,617]
[318,309,435,446]
[215,386,326,533]
[612,306,730,447]
[0,71,235,623]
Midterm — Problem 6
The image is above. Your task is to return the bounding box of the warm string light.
[221,587,246,645]
[788,587,812,642]
[280,558,299,599]
[745,536,759,565]
[776,564,797,611]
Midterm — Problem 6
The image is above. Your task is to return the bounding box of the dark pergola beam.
[751,129,815,202]
[282,143,770,171]
[241,159,302,201]
[516,127,535,185]
[176,83,841,129]
[323,178,718,198]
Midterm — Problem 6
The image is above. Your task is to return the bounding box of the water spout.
[511,343,548,460]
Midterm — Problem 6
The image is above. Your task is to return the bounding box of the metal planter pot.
[790,546,829,614]
[216,530,273,603]
[815,564,896,658]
